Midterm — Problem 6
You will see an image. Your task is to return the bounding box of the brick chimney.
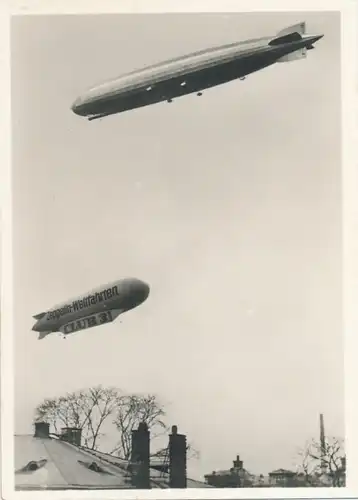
[130,422,150,489]
[60,427,82,446]
[34,422,50,438]
[169,425,187,488]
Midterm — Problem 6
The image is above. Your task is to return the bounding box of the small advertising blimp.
[32,278,150,340]
[71,22,323,120]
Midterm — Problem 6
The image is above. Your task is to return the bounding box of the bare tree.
[35,386,119,449]
[296,437,346,487]
[296,443,321,487]
[111,394,167,459]
[83,386,120,449]
[150,441,200,461]
[35,388,200,461]
[186,441,200,460]
[35,397,64,434]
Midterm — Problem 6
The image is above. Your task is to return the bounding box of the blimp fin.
[33,312,46,320]
[38,331,50,340]
[269,22,305,46]
[276,22,306,37]
[277,47,307,62]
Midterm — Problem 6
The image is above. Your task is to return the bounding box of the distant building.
[204,455,255,488]
[15,422,211,491]
[250,473,270,487]
[268,468,296,487]
[204,413,346,489]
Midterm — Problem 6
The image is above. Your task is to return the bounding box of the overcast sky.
[12,11,342,480]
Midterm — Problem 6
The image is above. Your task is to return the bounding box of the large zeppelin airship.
[71,22,323,120]
[32,278,150,340]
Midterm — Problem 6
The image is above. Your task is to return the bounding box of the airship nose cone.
[133,279,150,304]
[139,280,150,302]
[71,96,84,115]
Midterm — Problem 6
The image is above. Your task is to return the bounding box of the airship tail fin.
[33,312,46,320]
[269,22,305,47]
[276,22,306,38]
[38,331,50,340]
[269,22,308,63]
[276,47,307,63]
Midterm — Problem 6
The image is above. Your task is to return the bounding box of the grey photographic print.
[2,1,356,499]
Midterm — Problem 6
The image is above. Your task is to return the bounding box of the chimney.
[34,422,50,438]
[130,422,150,489]
[60,427,82,446]
[169,425,187,488]
[319,413,327,472]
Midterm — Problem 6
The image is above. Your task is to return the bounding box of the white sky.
[12,11,343,480]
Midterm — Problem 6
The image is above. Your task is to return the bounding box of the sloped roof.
[269,468,295,476]
[15,434,210,490]
[84,447,211,488]
[204,468,251,477]
[15,435,130,490]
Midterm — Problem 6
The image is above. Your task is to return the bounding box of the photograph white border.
[1,0,357,499]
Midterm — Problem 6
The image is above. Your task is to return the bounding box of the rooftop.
[15,432,210,490]
[269,468,296,476]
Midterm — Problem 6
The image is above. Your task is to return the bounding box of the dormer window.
[78,459,113,475]
[16,459,47,474]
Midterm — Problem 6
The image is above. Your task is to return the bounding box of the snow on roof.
[15,434,210,490]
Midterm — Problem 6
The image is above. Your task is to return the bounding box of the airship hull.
[32,278,150,339]
[71,24,323,120]
[85,46,280,118]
